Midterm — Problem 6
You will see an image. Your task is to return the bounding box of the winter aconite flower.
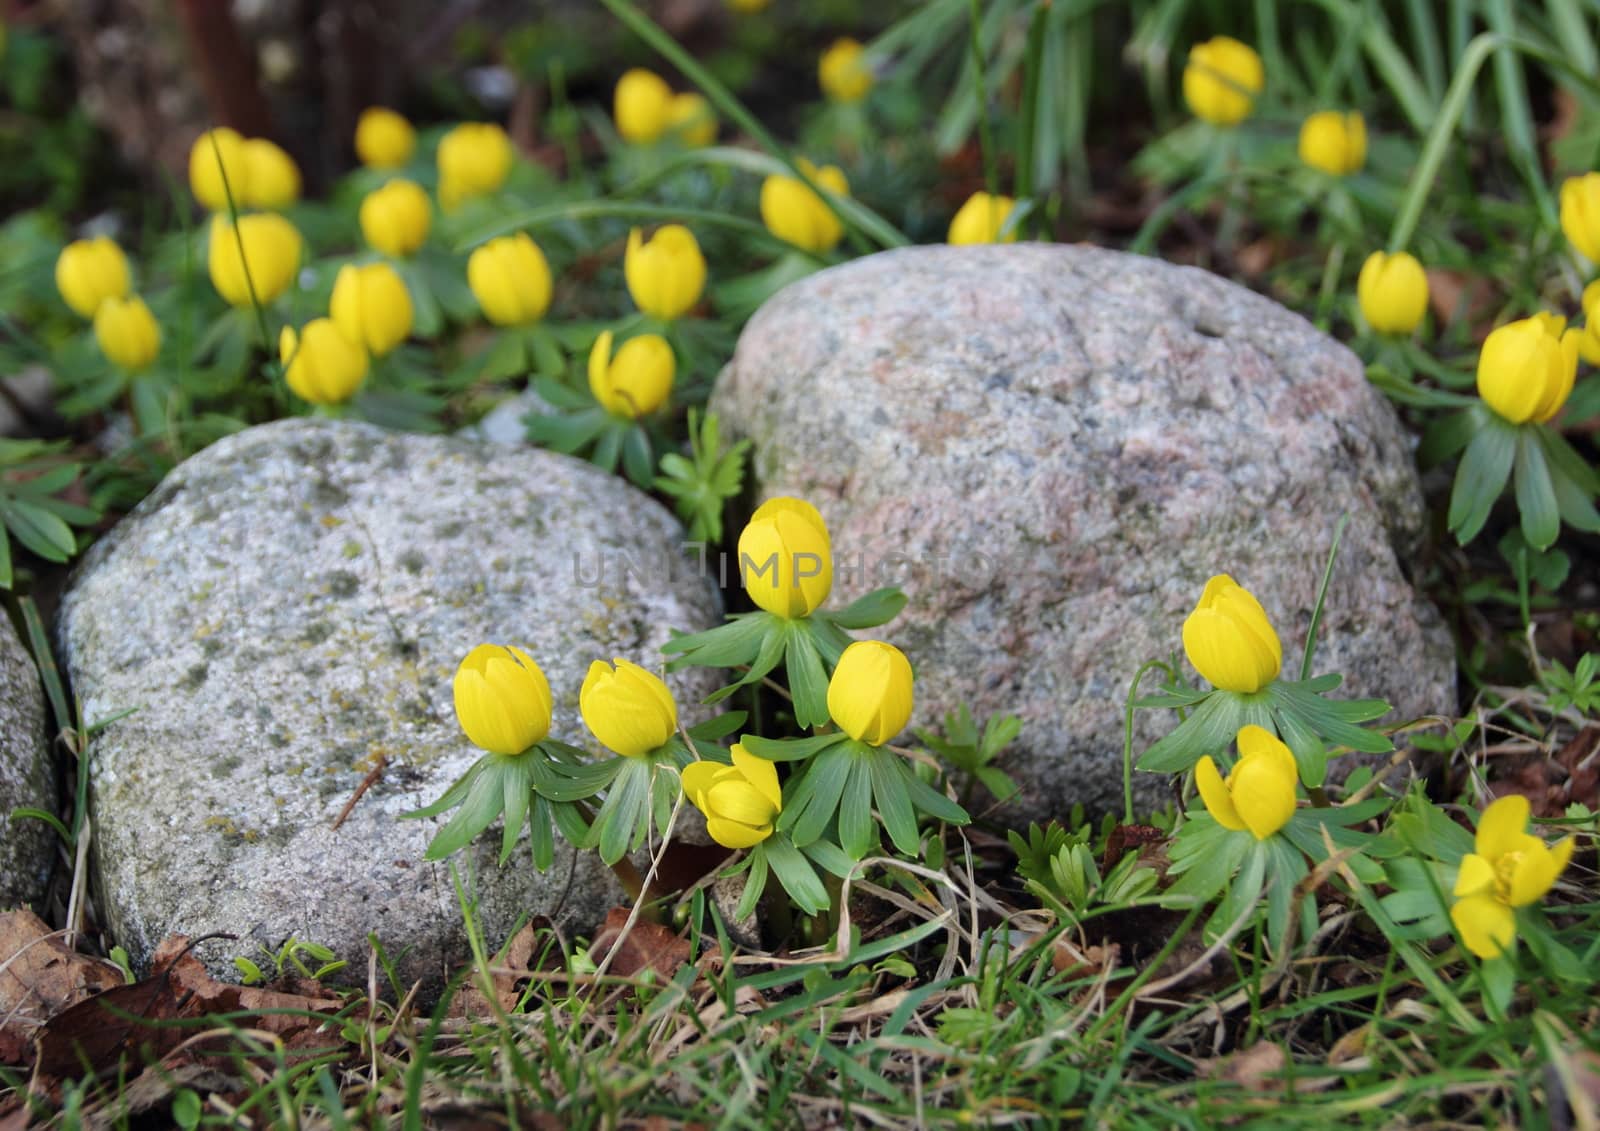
[667,92,716,147]
[625,226,706,320]
[1183,37,1263,127]
[580,658,678,757]
[93,295,160,373]
[1476,313,1579,425]
[207,213,303,308]
[828,640,914,746]
[760,160,849,254]
[467,233,553,327]
[1357,250,1428,336]
[1560,172,1600,264]
[437,122,514,211]
[1451,794,1574,959]
[614,68,674,144]
[1181,575,1282,694]
[330,262,414,357]
[682,744,781,849]
[1297,111,1366,176]
[452,644,553,756]
[55,236,131,319]
[189,127,252,211]
[240,139,301,209]
[948,192,1017,245]
[737,496,832,618]
[588,330,674,419]
[1196,725,1298,839]
[819,38,872,103]
[355,107,416,170]
[279,319,368,406]
[360,179,431,257]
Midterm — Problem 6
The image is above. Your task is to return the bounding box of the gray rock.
[459,386,556,447]
[58,418,720,986]
[0,615,53,908]
[711,244,1453,820]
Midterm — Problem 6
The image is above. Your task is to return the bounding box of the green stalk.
[210,132,274,353]
[1015,0,1049,215]
[457,201,781,252]
[967,0,999,201]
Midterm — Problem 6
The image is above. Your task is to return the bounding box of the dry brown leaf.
[591,909,692,982]
[452,918,562,1018]
[1426,269,1497,336]
[1209,1040,1287,1091]
[1051,938,1117,982]
[0,909,125,1065]
[1327,1023,1371,1067]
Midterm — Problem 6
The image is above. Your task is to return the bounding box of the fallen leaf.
[0,910,125,1065]
[1209,1040,1287,1091]
[1102,824,1166,872]
[452,917,563,1018]
[591,909,691,982]
[1050,938,1117,982]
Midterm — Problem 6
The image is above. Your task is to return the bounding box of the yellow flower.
[667,92,716,147]
[189,127,251,211]
[1357,250,1428,336]
[359,179,432,258]
[1181,575,1282,694]
[737,496,832,619]
[827,640,914,746]
[580,658,678,757]
[760,160,849,254]
[1560,172,1600,263]
[93,295,160,373]
[1477,312,1580,425]
[437,122,514,211]
[55,236,131,319]
[1195,725,1298,840]
[240,139,301,209]
[467,233,553,327]
[279,318,368,406]
[625,226,706,320]
[1183,36,1264,127]
[207,213,303,308]
[1451,794,1574,959]
[948,192,1018,245]
[682,744,781,849]
[1297,110,1366,176]
[330,262,413,357]
[1577,281,1600,366]
[355,107,416,169]
[819,38,872,103]
[588,330,674,419]
[614,68,674,144]
[452,644,553,756]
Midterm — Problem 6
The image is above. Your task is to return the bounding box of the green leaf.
[785,626,831,729]
[825,587,909,630]
[1513,427,1560,551]
[739,732,847,762]
[897,759,970,825]
[868,747,921,856]
[1447,417,1516,545]
[735,847,769,920]
[782,743,854,846]
[1136,691,1251,774]
[595,756,652,865]
[477,332,528,381]
[539,755,623,802]
[764,835,830,915]
[422,762,508,860]
[528,794,556,871]
[663,613,770,665]
[622,426,653,488]
[801,838,856,879]
[501,756,533,865]
[836,756,875,859]
[402,756,490,819]
[1417,409,1477,468]
[686,711,746,742]
[0,498,77,561]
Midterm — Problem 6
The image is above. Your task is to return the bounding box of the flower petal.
[1453,853,1496,898]
[1195,756,1245,831]
[705,816,771,850]
[1508,835,1574,907]
[1475,795,1530,860]
[1450,894,1516,959]
[730,744,783,814]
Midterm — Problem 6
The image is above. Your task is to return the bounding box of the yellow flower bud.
[1357,250,1428,336]
[681,744,781,849]
[453,644,552,756]
[1183,36,1263,127]
[1450,794,1574,958]
[667,92,716,147]
[359,179,432,258]
[588,330,674,419]
[55,236,131,319]
[948,191,1018,245]
[1181,574,1282,694]
[1477,313,1580,425]
[189,127,251,211]
[760,160,849,254]
[1195,725,1298,840]
[736,496,832,619]
[1577,281,1600,366]
[279,318,368,406]
[240,139,301,209]
[355,107,416,169]
[467,233,553,327]
[1297,110,1366,176]
[207,213,303,308]
[819,38,872,103]
[1560,172,1600,263]
[93,295,160,373]
[827,640,914,746]
[580,658,678,757]
[436,122,514,211]
[625,225,706,320]
[330,262,413,357]
[614,68,674,144]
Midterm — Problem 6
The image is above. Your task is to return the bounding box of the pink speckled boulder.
[711,244,1453,820]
